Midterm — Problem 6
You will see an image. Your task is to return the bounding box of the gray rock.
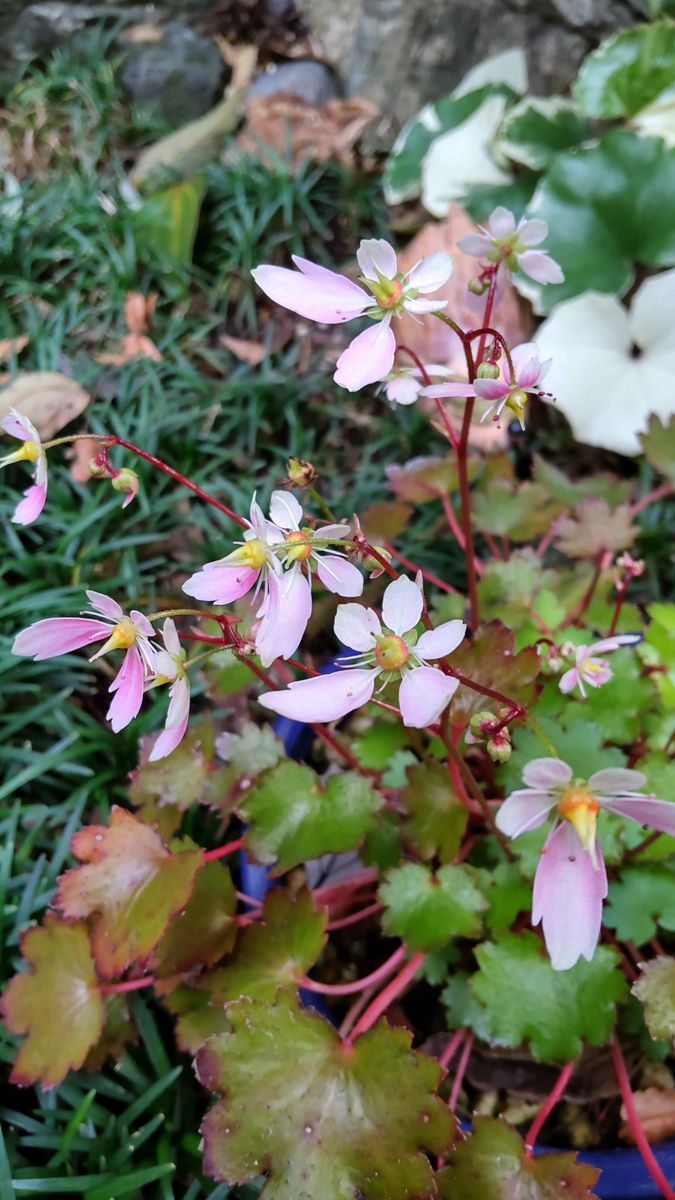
[248,59,340,105]
[295,0,648,139]
[121,21,226,126]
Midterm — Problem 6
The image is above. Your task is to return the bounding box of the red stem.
[438,1027,468,1071]
[327,902,382,931]
[384,542,459,595]
[561,551,606,629]
[449,670,523,716]
[448,1031,474,1112]
[109,436,247,526]
[203,837,244,862]
[345,950,425,1043]
[609,581,628,637]
[100,976,155,995]
[396,344,433,386]
[524,1061,576,1156]
[629,482,673,517]
[301,945,406,996]
[611,1034,675,1200]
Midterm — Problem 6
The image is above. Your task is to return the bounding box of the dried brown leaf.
[239,94,377,168]
[620,1087,675,1144]
[0,371,90,438]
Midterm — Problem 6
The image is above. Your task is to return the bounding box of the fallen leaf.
[124,291,157,334]
[220,333,265,365]
[0,335,28,362]
[120,22,163,44]
[0,371,90,438]
[620,1087,675,1144]
[94,292,162,363]
[239,94,378,168]
[68,436,100,485]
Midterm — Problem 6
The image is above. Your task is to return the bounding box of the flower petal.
[334,321,396,392]
[522,758,573,790]
[315,554,364,597]
[496,791,558,838]
[269,490,303,531]
[489,207,517,239]
[511,341,541,386]
[162,617,181,657]
[107,646,145,733]
[382,575,423,636]
[517,217,548,247]
[182,563,259,604]
[532,822,607,971]
[398,665,459,728]
[403,297,448,315]
[148,676,190,761]
[588,768,647,795]
[1,408,40,443]
[588,634,641,655]
[422,382,477,398]
[406,252,453,293]
[85,591,124,620]
[457,233,491,257]
[416,619,466,661]
[356,239,397,282]
[255,568,312,667]
[385,375,422,405]
[518,249,564,285]
[259,667,378,722]
[13,617,111,659]
[601,796,675,837]
[334,602,380,651]
[251,260,368,324]
[559,667,580,694]
[12,481,47,525]
[473,378,510,401]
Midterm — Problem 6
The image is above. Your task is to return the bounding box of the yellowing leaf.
[1,915,105,1089]
[56,806,203,978]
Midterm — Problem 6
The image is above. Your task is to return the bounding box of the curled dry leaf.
[239,94,378,169]
[68,436,100,485]
[94,292,162,364]
[620,1087,675,1144]
[0,371,90,438]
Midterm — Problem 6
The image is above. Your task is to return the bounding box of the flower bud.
[287,457,318,488]
[487,729,512,763]
[469,710,497,741]
[88,457,109,478]
[538,643,565,675]
[468,276,488,296]
[111,467,140,509]
[363,546,392,578]
[477,361,500,380]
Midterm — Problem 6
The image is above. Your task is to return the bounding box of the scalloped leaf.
[554,499,639,559]
[471,932,627,1061]
[1,914,105,1088]
[165,984,230,1055]
[640,413,675,483]
[204,889,327,1004]
[500,96,591,170]
[197,990,453,1200]
[150,847,236,982]
[573,22,675,119]
[240,762,382,872]
[449,621,539,723]
[380,863,485,951]
[399,760,467,863]
[83,993,136,1071]
[528,131,675,312]
[56,806,203,978]
[633,957,675,1044]
[472,480,563,541]
[437,1117,600,1199]
[605,864,675,944]
[129,720,233,816]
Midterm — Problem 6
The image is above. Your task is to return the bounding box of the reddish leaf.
[151,848,237,984]
[450,621,540,723]
[56,806,203,978]
[1,914,105,1089]
[554,499,638,559]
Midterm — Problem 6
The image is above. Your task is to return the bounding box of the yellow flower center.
[505,388,528,427]
[558,787,600,865]
[285,530,313,563]
[231,538,269,570]
[375,634,409,671]
[368,276,403,310]
[89,617,138,662]
[20,440,39,462]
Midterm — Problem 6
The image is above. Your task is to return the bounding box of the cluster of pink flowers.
[12,593,187,761]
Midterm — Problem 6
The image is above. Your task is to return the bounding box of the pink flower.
[0,409,48,525]
[268,490,363,597]
[12,591,157,732]
[259,575,466,728]
[559,634,641,697]
[426,342,552,427]
[496,758,675,970]
[381,364,453,407]
[458,206,564,285]
[252,239,453,392]
[146,618,190,761]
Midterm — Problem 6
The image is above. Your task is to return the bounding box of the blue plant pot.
[239,656,675,1199]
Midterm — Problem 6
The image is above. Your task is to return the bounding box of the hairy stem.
[524,1061,576,1156]
[108,436,247,526]
[302,945,407,997]
[345,950,426,1043]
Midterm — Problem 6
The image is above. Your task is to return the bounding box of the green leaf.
[450,621,540,724]
[437,1117,600,1199]
[164,984,230,1055]
[150,850,236,980]
[573,22,675,118]
[197,990,453,1200]
[56,806,203,978]
[83,993,136,1071]
[1,914,105,1089]
[605,864,675,943]
[463,172,538,223]
[529,131,675,311]
[241,762,383,872]
[471,932,628,1061]
[380,863,486,951]
[477,862,532,931]
[499,719,626,797]
[500,96,591,170]
[362,811,404,870]
[633,957,675,1043]
[386,456,464,502]
[129,720,232,815]
[399,761,467,863]
[217,722,286,775]
[640,413,675,482]
[554,499,639,558]
[353,720,410,770]
[441,972,496,1042]
[559,653,653,744]
[140,176,205,263]
[203,646,253,697]
[532,455,632,508]
[473,480,564,541]
[204,889,327,1003]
